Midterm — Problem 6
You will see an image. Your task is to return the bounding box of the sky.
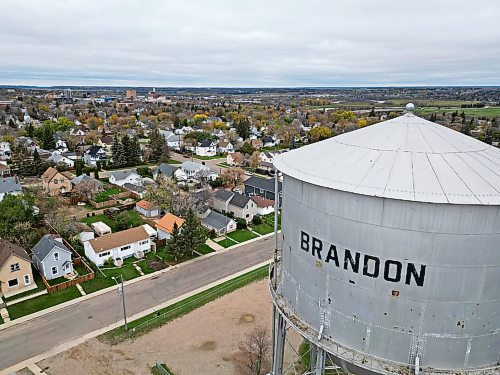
[1,0,499,87]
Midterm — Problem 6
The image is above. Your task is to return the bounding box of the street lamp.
[112,275,128,331]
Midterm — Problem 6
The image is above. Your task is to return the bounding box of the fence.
[154,361,172,375]
[89,199,119,209]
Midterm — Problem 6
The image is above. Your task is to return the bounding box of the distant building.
[62,89,72,99]
[126,89,137,99]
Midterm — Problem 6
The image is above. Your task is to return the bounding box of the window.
[24,274,31,285]
[54,179,58,184]
[139,240,149,245]
[11,263,20,272]
[60,178,65,183]
[52,266,58,275]
[54,252,59,261]
[98,251,111,258]
[121,245,131,251]
[8,278,18,287]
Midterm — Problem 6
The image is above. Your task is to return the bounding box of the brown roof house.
[0,239,36,298]
[135,199,160,218]
[227,152,245,166]
[41,167,72,195]
[83,225,153,266]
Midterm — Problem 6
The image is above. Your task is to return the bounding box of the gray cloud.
[0,0,499,86]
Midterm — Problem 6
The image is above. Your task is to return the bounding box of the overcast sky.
[1,0,499,87]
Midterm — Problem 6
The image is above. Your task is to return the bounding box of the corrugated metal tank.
[273,111,500,372]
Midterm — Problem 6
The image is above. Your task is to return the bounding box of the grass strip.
[100,264,268,344]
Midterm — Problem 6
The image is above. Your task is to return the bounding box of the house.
[123,183,146,198]
[136,199,160,218]
[0,239,36,297]
[257,161,274,173]
[244,176,282,204]
[153,163,180,180]
[227,152,245,166]
[160,130,183,151]
[31,235,73,281]
[217,141,234,154]
[156,213,184,240]
[71,174,104,193]
[259,151,278,164]
[0,176,22,201]
[109,169,142,187]
[250,138,263,150]
[250,196,275,215]
[97,136,114,152]
[83,226,152,266]
[201,210,236,236]
[0,163,11,177]
[55,139,68,153]
[263,136,277,148]
[181,161,217,181]
[48,153,75,168]
[83,145,107,167]
[41,167,73,195]
[211,189,257,223]
[0,141,11,160]
[195,139,217,157]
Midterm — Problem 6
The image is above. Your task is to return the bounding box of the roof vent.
[405,103,415,112]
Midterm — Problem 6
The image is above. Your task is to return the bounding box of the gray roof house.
[31,235,73,280]
[244,176,282,205]
[201,210,236,235]
[153,163,179,180]
[109,169,142,187]
[211,189,257,223]
[71,174,104,191]
[0,176,22,202]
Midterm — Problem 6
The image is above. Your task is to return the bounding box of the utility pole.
[113,275,128,331]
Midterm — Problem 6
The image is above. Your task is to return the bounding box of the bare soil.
[38,279,300,375]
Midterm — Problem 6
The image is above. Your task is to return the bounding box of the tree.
[121,135,131,165]
[308,126,334,143]
[179,208,207,255]
[116,210,143,230]
[144,176,178,212]
[111,133,121,163]
[368,107,376,117]
[26,122,35,138]
[233,326,271,375]
[235,119,251,139]
[221,167,244,188]
[239,142,255,155]
[41,124,56,149]
[149,129,170,163]
[130,136,141,165]
[75,160,84,176]
[250,151,261,170]
[0,194,36,249]
[167,222,184,261]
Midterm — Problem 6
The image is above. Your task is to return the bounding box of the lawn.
[73,263,90,276]
[94,187,122,203]
[81,264,141,294]
[193,154,224,160]
[196,243,215,255]
[7,287,81,320]
[215,238,237,248]
[47,276,69,286]
[226,229,259,243]
[216,162,230,168]
[251,223,274,235]
[415,107,500,117]
[80,214,119,232]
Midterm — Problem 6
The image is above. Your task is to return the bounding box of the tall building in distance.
[126,89,137,99]
[62,89,72,99]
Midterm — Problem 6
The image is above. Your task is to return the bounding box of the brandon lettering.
[300,231,426,287]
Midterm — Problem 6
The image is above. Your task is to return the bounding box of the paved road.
[0,237,274,371]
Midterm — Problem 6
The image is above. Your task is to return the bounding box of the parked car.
[104,207,122,218]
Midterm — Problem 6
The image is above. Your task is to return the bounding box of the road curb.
[0,232,277,332]
[0,260,272,375]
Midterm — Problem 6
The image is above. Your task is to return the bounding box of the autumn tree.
[221,167,244,188]
[250,151,261,170]
[308,126,334,143]
[233,326,271,375]
[144,176,178,212]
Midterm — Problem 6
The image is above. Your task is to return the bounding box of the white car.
[244,171,253,176]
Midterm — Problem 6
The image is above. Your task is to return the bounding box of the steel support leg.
[315,347,326,375]
[309,343,317,374]
[271,307,286,375]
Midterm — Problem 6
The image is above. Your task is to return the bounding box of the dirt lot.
[38,279,300,375]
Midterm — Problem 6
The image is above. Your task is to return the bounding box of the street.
[0,236,274,371]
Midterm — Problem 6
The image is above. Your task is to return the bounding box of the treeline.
[111,134,141,167]
[460,103,485,108]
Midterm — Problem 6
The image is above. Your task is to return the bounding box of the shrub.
[236,218,247,230]
[136,166,151,177]
[252,215,262,226]
[209,229,216,238]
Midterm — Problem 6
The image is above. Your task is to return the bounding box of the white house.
[83,145,107,167]
[250,196,275,215]
[109,169,143,187]
[0,142,12,160]
[83,226,151,266]
[55,139,68,153]
[48,153,75,168]
[195,139,217,157]
[155,213,184,240]
[135,199,160,218]
[217,141,234,154]
[181,161,217,181]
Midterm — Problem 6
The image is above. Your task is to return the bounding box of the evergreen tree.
[26,122,35,138]
[369,107,376,117]
[41,124,56,149]
[121,135,131,165]
[75,160,84,176]
[115,143,127,166]
[111,134,122,165]
[131,136,141,165]
[180,208,207,255]
[167,222,184,261]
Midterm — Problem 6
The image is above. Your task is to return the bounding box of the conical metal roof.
[273,112,500,205]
